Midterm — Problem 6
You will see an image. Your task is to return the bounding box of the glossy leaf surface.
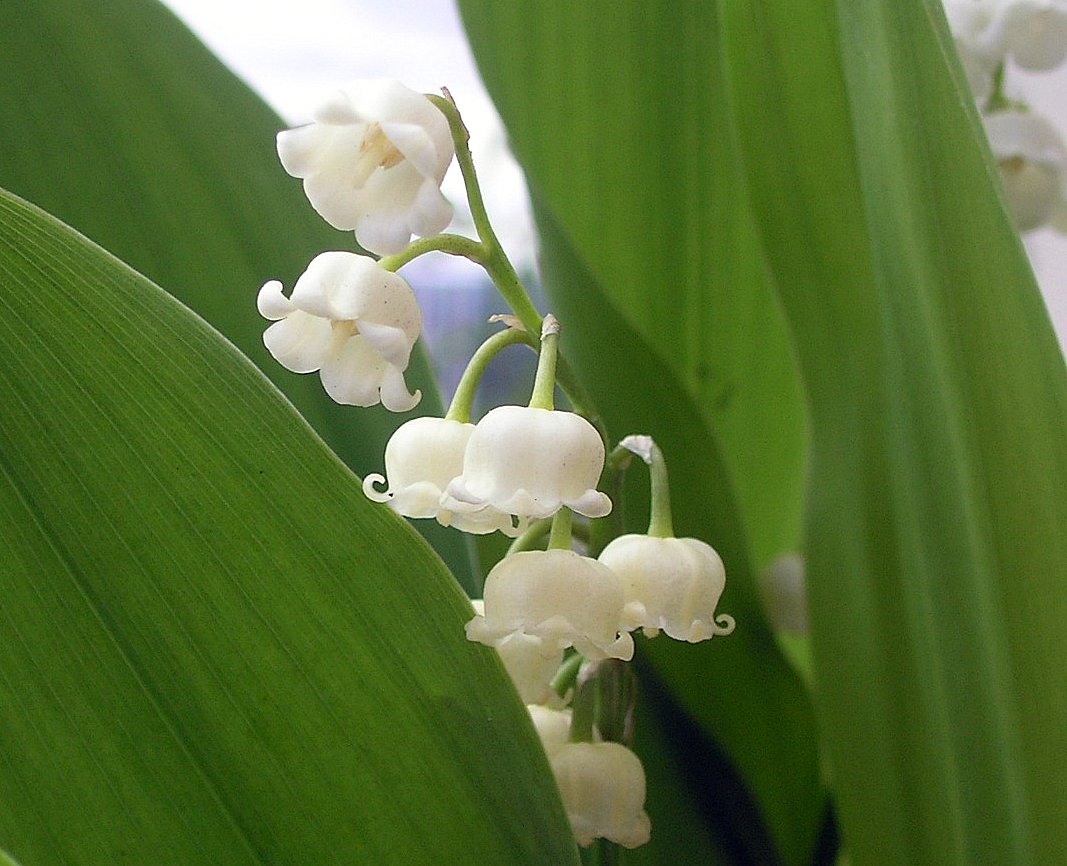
[0,187,577,866]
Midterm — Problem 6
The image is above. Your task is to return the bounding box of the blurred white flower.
[277,79,454,255]
[466,550,634,662]
[946,0,1067,73]
[362,417,514,533]
[983,108,1067,230]
[442,406,611,526]
[257,251,421,410]
[527,704,575,755]
[598,534,735,642]
[550,741,651,849]
[758,552,810,636]
[999,0,1067,70]
[469,600,566,704]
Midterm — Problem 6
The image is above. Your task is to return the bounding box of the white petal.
[378,364,421,413]
[276,124,329,178]
[262,312,333,373]
[408,180,456,238]
[257,280,295,320]
[290,251,369,319]
[319,335,386,406]
[359,319,415,369]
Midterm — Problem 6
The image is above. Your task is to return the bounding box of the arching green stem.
[611,435,675,538]
[428,91,543,335]
[446,325,533,422]
[645,440,675,539]
[505,517,553,556]
[378,233,486,271]
[550,651,583,700]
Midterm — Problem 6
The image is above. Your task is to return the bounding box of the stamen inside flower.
[353,122,404,186]
[331,319,359,340]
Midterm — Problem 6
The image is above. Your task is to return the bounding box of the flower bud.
[549,741,651,849]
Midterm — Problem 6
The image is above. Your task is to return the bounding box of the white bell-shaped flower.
[999,0,1067,70]
[466,550,634,661]
[442,406,612,525]
[758,552,810,636]
[598,534,735,642]
[469,600,566,704]
[362,417,514,533]
[258,251,422,410]
[983,109,1067,230]
[277,80,455,255]
[527,705,574,756]
[549,741,651,849]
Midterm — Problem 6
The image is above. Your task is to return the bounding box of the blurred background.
[159,0,1067,358]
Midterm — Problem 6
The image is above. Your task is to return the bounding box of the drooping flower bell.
[469,600,566,704]
[442,315,612,527]
[258,251,422,410]
[277,80,455,255]
[466,545,634,662]
[600,534,735,642]
[599,435,735,642]
[362,417,515,534]
[997,0,1067,70]
[443,405,612,522]
[549,741,652,849]
[983,109,1067,231]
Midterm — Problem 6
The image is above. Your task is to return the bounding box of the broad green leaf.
[536,206,824,865]
[0,187,578,865]
[0,0,474,587]
[720,0,1067,862]
[456,0,806,572]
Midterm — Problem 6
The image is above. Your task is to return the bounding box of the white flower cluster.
[946,0,1067,231]
[258,80,736,852]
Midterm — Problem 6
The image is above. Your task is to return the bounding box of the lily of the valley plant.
[260,80,735,853]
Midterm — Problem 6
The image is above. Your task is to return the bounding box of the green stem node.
[529,315,561,411]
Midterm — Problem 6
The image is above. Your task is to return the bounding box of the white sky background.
[160,0,1067,349]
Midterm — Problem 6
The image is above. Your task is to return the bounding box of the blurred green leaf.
[0,0,475,587]
[721,0,1067,862]
[0,187,578,866]
[456,0,806,572]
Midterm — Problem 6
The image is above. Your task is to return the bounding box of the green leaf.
[720,0,1067,862]
[0,0,475,588]
[0,186,578,865]
[536,205,823,865]
[456,0,806,572]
